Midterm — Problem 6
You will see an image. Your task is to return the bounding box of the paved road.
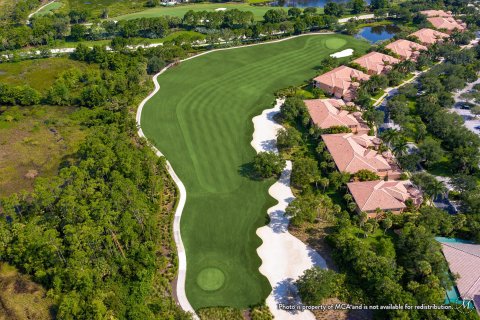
[451,77,480,135]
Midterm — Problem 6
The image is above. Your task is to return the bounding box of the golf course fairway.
[140,34,369,310]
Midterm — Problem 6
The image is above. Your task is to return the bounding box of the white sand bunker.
[215,7,227,11]
[252,99,327,319]
[330,48,354,58]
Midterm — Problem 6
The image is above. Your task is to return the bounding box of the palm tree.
[380,129,400,147]
[393,138,409,157]
[425,179,447,202]
[396,60,416,74]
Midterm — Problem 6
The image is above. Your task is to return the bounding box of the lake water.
[273,0,352,7]
[355,25,400,43]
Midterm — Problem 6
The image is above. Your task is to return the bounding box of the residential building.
[385,39,427,61]
[321,133,393,176]
[438,239,480,315]
[409,28,449,46]
[420,9,453,18]
[347,180,423,217]
[352,51,400,75]
[304,99,370,134]
[313,66,370,102]
[427,16,466,32]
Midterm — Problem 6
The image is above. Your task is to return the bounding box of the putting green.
[141,34,369,310]
[197,268,225,291]
[325,38,347,49]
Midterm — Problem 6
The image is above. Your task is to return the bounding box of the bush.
[250,304,274,320]
[295,267,344,305]
[198,307,243,320]
[353,169,380,181]
[147,56,166,75]
[277,127,302,151]
[252,151,286,178]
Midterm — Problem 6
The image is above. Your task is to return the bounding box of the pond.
[355,25,400,43]
[272,0,369,8]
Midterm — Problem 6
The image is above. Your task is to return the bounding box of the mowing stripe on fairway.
[140,33,369,310]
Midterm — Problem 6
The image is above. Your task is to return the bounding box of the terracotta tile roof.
[385,39,427,60]
[304,98,360,129]
[321,133,391,174]
[313,66,370,100]
[410,28,449,45]
[440,242,480,301]
[347,180,419,212]
[420,9,452,17]
[428,16,466,32]
[352,52,400,75]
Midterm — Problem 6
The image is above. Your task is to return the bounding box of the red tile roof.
[304,98,359,129]
[410,28,449,45]
[353,51,400,75]
[440,242,480,302]
[321,133,391,174]
[420,9,452,18]
[313,66,370,101]
[385,39,427,60]
[347,180,421,212]
[428,16,466,32]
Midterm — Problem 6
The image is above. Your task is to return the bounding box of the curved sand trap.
[330,48,354,58]
[252,99,327,319]
[215,7,227,11]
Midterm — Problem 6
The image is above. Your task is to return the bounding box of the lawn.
[113,3,290,21]
[60,0,147,18]
[32,1,63,17]
[141,34,369,310]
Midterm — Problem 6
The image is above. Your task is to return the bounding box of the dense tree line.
[0,4,344,52]
[0,48,190,319]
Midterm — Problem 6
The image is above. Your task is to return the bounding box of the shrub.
[295,267,344,305]
[252,152,286,178]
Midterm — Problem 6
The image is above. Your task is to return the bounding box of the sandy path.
[136,65,197,319]
[252,99,328,319]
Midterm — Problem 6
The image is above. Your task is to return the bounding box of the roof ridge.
[442,243,480,259]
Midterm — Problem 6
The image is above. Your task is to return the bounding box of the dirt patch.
[289,220,338,271]
[0,263,54,320]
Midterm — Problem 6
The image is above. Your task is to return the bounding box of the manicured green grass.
[114,3,285,21]
[32,1,63,17]
[141,34,369,309]
[61,0,146,18]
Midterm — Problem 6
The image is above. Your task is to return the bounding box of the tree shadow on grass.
[238,162,262,181]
